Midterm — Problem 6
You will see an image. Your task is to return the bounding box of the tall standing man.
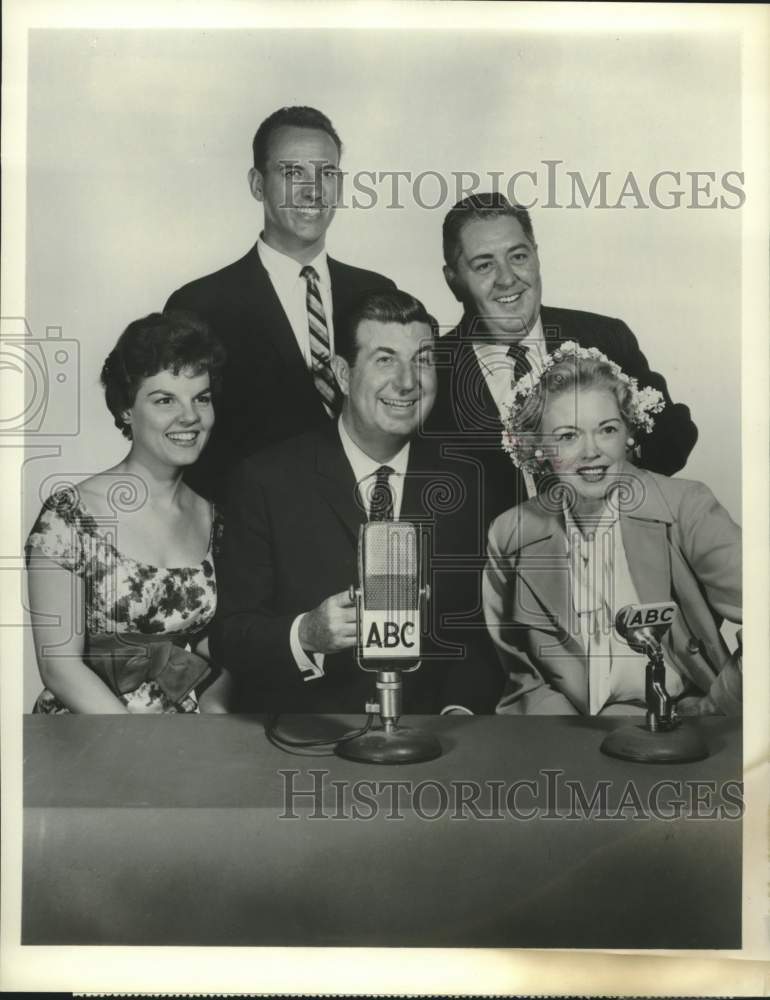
[166,106,395,500]
[426,193,698,529]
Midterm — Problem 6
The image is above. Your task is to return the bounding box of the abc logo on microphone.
[361,612,419,657]
[617,603,676,630]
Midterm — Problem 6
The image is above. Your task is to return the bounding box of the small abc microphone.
[601,601,708,764]
[615,601,677,658]
[336,521,441,765]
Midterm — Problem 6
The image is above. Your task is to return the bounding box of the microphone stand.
[335,581,442,765]
[600,636,709,764]
[335,667,442,764]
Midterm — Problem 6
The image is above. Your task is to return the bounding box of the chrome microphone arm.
[644,645,674,730]
[374,671,402,732]
[615,603,678,731]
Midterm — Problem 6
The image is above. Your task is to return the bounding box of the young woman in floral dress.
[26,311,228,714]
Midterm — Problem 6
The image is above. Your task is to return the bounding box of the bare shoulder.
[71,469,129,517]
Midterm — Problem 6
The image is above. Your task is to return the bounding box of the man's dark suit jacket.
[211,422,503,715]
[425,305,699,532]
[165,242,395,501]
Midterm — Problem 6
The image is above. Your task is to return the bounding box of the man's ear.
[443,263,463,304]
[248,167,264,203]
[330,355,350,396]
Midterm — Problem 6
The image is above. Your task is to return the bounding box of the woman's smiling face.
[540,386,628,505]
[125,368,214,469]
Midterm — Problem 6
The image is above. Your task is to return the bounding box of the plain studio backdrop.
[20,28,742,707]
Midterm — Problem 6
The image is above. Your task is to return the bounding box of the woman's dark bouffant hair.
[100,311,226,439]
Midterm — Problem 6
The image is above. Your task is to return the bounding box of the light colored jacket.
[484,465,741,715]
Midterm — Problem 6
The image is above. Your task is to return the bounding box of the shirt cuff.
[440,705,474,716]
[290,614,325,682]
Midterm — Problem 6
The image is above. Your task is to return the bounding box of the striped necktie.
[507,342,541,499]
[368,465,395,521]
[301,264,340,416]
[507,341,532,385]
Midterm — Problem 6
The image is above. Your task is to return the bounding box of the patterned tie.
[507,342,540,498]
[300,264,340,416]
[507,342,532,385]
[368,465,395,521]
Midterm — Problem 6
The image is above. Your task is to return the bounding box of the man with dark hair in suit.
[427,193,698,530]
[166,106,395,500]
[212,288,502,714]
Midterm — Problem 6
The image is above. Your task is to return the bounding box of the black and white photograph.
[1,1,768,995]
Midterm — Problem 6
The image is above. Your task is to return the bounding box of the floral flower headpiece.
[500,340,665,469]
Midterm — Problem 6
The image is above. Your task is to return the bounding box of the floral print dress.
[26,487,222,714]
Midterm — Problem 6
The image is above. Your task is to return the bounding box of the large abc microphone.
[356,520,423,674]
[334,521,442,764]
[600,601,708,764]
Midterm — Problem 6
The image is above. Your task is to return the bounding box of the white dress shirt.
[564,500,684,714]
[472,317,546,500]
[289,419,410,680]
[472,315,547,418]
[257,236,334,365]
[337,416,409,520]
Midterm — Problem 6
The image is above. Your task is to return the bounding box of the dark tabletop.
[23,713,742,949]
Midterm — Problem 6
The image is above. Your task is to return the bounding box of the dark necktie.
[368,465,395,521]
[506,343,541,497]
[507,342,532,385]
[300,264,340,416]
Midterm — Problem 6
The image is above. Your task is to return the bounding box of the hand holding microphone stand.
[600,603,709,763]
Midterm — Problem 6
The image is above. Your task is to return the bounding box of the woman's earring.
[534,448,544,460]
[626,436,635,448]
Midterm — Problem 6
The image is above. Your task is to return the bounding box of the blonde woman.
[484,343,741,717]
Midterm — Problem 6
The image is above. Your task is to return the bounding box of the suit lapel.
[313,424,365,547]
[540,305,570,349]
[401,459,423,522]
[400,439,439,523]
[616,466,673,602]
[509,509,583,651]
[620,518,672,603]
[241,244,308,371]
[452,324,504,432]
[328,257,347,321]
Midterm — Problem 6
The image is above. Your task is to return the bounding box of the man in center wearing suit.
[212,288,502,714]
[166,105,395,501]
[425,193,698,532]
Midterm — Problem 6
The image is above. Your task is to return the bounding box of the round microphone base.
[335,726,442,765]
[600,721,709,764]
